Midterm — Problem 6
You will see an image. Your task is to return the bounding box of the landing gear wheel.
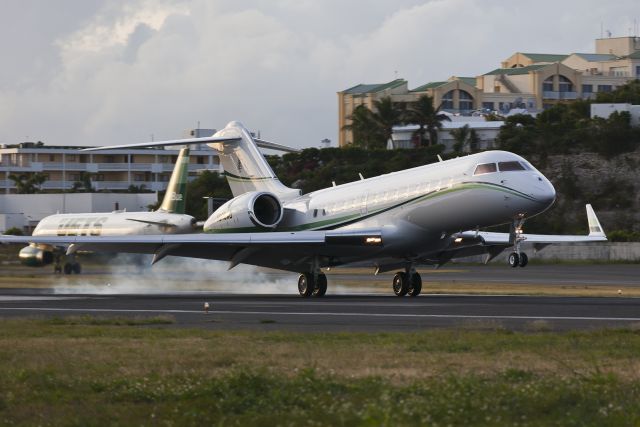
[518,253,528,268]
[72,263,82,274]
[63,263,73,275]
[312,273,327,297]
[298,273,315,298]
[54,264,62,274]
[408,272,422,297]
[393,272,409,296]
[508,252,520,268]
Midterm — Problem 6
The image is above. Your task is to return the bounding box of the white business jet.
[2,121,606,296]
[17,148,196,273]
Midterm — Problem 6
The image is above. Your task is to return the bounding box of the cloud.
[0,0,638,149]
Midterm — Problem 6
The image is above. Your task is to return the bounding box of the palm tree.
[343,105,381,149]
[8,172,47,194]
[404,95,451,146]
[370,96,405,149]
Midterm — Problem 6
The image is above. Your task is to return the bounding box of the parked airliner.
[18,148,196,273]
[2,122,606,296]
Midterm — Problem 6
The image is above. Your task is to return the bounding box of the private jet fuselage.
[204,150,556,261]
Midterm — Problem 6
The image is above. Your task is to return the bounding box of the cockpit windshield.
[473,163,497,175]
[498,161,526,171]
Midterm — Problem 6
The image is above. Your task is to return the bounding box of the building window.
[95,174,105,181]
[67,154,76,162]
[70,173,80,181]
[105,155,114,163]
[459,90,473,111]
[442,90,454,110]
[482,102,495,111]
[49,154,55,162]
[582,84,593,93]
[636,66,640,77]
[197,156,205,164]
[558,76,573,92]
[134,174,144,182]
[598,85,612,93]
[543,76,554,92]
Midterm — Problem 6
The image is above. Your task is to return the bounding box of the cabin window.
[313,209,318,218]
[498,161,526,171]
[473,163,497,175]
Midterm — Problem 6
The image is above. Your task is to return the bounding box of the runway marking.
[1,307,640,322]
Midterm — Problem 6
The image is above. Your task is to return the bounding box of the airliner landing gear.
[298,272,327,298]
[63,262,82,274]
[393,270,422,297]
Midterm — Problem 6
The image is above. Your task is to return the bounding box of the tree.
[450,124,470,154]
[403,95,451,146]
[596,79,640,104]
[370,96,405,148]
[342,105,383,149]
[8,172,47,194]
[71,172,95,192]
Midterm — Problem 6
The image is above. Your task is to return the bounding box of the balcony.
[542,91,578,100]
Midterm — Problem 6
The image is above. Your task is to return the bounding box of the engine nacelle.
[204,191,283,232]
[19,244,54,267]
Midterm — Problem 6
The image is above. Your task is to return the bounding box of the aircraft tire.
[63,263,73,275]
[508,252,520,268]
[298,273,315,297]
[312,273,327,297]
[393,272,409,296]
[72,263,82,274]
[518,253,528,268]
[408,272,422,297]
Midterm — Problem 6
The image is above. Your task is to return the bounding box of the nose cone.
[532,176,556,209]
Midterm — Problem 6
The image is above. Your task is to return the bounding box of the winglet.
[586,204,606,238]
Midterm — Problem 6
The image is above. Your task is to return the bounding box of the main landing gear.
[54,254,82,274]
[508,216,529,268]
[298,272,327,298]
[392,270,422,297]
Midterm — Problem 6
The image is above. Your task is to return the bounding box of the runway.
[0,264,638,331]
[1,291,640,332]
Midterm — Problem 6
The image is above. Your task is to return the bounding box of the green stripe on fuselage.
[205,181,537,233]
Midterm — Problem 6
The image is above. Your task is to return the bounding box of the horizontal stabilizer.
[81,136,241,151]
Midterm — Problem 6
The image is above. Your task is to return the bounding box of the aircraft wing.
[436,204,607,265]
[0,229,384,272]
[456,204,607,245]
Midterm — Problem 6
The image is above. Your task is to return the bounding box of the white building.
[392,119,504,152]
[590,103,640,126]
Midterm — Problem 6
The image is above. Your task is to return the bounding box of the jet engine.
[205,191,283,231]
[19,244,54,267]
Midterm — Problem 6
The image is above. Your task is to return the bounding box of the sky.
[0,0,638,149]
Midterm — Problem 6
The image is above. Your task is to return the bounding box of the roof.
[572,53,617,62]
[521,53,568,63]
[342,79,406,94]
[484,64,548,76]
[410,81,448,92]
[625,50,640,59]
[457,77,477,86]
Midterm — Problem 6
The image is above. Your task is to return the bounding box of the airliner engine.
[205,191,283,231]
[19,244,54,267]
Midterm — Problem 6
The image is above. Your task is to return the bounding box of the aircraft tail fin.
[158,148,190,214]
[209,121,300,198]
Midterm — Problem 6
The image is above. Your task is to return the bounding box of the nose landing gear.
[508,216,529,268]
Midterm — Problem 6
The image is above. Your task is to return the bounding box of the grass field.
[2,316,640,426]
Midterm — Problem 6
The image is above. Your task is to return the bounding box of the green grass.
[2,318,640,425]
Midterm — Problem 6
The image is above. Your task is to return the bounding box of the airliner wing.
[0,229,384,272]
